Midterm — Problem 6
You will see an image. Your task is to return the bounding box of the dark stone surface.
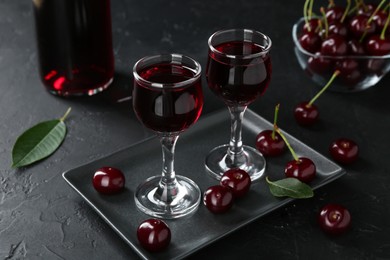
[0,0,389,259]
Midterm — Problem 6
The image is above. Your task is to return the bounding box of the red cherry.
[220,169,251,198]
[349,14,376,38]
[329,138,359,164]
[137,219,171,252]
[372,10,388,31]
[294,102,319,126]
[347,39,366,55]
[303,18,320,33]
[299,32,322,53]
[335,58,359,75]
[357,3,376,17]
[321,35,348,56]
[92,167,125,194]
[328,22,348,37]
[365,35,390,56]
[203,185,234,213]
[285,157,316,183]
[307,52,333,74]
[255,130,286,156]
[318,204,351,235]
[325,6,345,23]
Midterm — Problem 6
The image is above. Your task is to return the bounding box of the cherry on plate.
[137,218,171,252]
[294,102,319,126]
[220,168,251,198]
[92,167,125,194]
[285,157,316,183]
[255,130,286,157]
[203,185,234,214]
[318,204,351,235]
[329,138,359,164]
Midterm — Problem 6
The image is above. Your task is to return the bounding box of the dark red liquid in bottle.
[133,63,203,133]
[206,41,272,106]
[33,0,114,96]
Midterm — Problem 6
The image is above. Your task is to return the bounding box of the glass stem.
[226,105,247,167]
[154,134,180,204]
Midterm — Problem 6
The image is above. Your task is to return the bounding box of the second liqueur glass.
[133,54,203,219]
[205,29,272,182]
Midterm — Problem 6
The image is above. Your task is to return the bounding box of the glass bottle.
[33,0,114,96]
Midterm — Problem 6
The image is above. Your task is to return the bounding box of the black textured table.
[1,0,389,259]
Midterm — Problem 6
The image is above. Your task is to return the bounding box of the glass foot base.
[134,175,201,219]
[205,144,266,182]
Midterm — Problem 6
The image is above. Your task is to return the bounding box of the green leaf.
[266,177,314,199]
[11,108,71,168]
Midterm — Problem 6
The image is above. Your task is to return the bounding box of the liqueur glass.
[205,29,272,181]
[132,54,203,219]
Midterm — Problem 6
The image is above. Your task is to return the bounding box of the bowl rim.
[292,17,390,59]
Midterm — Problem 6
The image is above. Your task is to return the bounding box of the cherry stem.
[341,0,351,23]
[381,9,390,40]
[308,70,340,107]
[320,7,329,38]
[304,0,311,32]
[367,0,386,25]
[328,0,335,8]
[271,103,280,140]
[308,0,314,20]
[348,0,360,15]
[275,127,299,162]
[60,107,72,122]
[316,19,323,33]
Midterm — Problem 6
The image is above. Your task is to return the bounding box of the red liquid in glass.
[206,41,272,106]
[33,0,114,96]
[133,63,203,133]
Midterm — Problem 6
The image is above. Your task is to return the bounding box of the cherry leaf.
[266,177,314,199]
[11,108,71,168]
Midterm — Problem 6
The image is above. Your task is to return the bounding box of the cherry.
[220,169,251,198]
[294,102,319,126]
[320,35,348,56]
[294,70,340,126]
[365,58,385,74]
[365,34,390,56]
[334,59,362,85]
[329,138,359,164]
[328,22,348,37]
[203,185,234,214]
[285,157,316,183]
[299,32,322,53]
[303,18,320,33]
[318,204,351,235]
[256,130,285,156]
[349,14,376,38]
[255,104,286,156]
[372,10,389,31]
[275,128,316,183]
[357,3,376,17]
[325,6,345,23]
[347,39,366,55]
[137,218,171,252]
[335,58,359,75]
[307,52,333,74]
[92,167,125,194]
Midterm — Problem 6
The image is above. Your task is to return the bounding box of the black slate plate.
[63,109,345,260]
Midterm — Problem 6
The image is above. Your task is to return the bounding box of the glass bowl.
[292,17,390,93]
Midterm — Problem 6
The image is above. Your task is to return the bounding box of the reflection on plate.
[63,109,345,260]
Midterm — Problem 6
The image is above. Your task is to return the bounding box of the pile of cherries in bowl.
[292,0,390,92]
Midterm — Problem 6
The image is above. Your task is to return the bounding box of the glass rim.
[208,29,272,59]
[133,53,202,89]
